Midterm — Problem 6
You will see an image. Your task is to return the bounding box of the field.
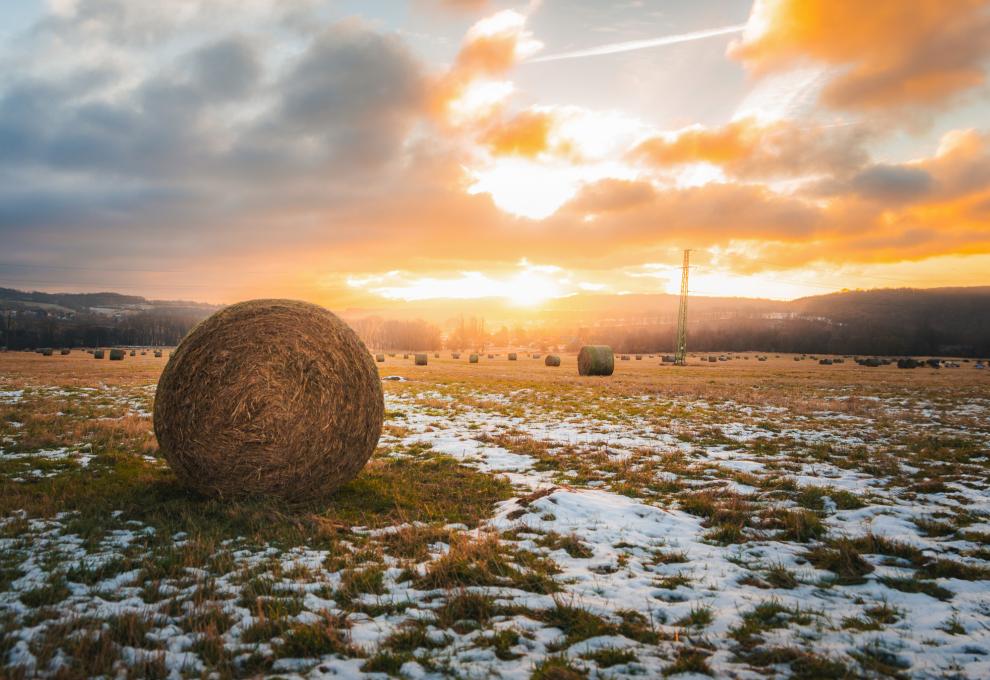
[1,350,989,679]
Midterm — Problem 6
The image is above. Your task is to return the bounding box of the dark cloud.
[850,165,934,202]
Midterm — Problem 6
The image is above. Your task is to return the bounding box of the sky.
[1,0,989,309]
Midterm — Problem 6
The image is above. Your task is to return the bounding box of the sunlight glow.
[348,261,569,306]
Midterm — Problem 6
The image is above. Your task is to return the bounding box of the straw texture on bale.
[153,299,384,501]
[577,345,614,376]
[109,349,125,360]
[469,353,479,363]
[545,354,561,367]
[93,349,105,359]
[415,353,428,366]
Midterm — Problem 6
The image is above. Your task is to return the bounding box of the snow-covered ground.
[2,369,989,678]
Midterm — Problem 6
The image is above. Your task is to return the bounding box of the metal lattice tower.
[675,249,691,365]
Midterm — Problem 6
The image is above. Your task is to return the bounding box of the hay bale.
[635,355,642,360]
[508,353,517,361]
[93,349,105,359]
[109,349,125,361]
[375,353,385,362]
[415,353,428,366]
[620,355,630,361]
[403,353,409,359]
[130,350,136,356]
[60,349,70,355]
[451,353,460,359]
[469,353,479,363]
[488,354,494,359]
[153,299,383,501]
[40,347,53,356]
[434,352,440,358]
[545,354,561,367]
[532,353,541,359]
[578,345,614,376]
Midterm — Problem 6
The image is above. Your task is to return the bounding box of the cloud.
[730,0,990,112]
[630,118,871,180]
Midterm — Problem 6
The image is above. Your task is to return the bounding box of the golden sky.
[1,0,988,309]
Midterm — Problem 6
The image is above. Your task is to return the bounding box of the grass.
[3,352,989,679]
[804,539,875,585]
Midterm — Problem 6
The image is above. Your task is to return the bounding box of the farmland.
[1,351,989,679]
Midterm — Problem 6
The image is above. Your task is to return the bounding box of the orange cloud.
[730,0,990,111]
[430,10,540,124]
[480,109,555,157]
[631,118,870,179]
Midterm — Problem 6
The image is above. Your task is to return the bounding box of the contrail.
[526,24,746,64]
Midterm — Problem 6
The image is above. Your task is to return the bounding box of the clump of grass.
[879,575,953,601]
[539,600,618,648]
[581,647,637,667]
[674,604,713,629]
[795,486,864,513]
[537,531,593,559]
[803,539,874,585]
[276,615,355,659]
[477,628,522,661]
[730,599,814,649]
[531,655,588,679]
[336,564,386,603]
[771,508,827,542]
[917,558,990,581]
[415,533,557,594]
[663,647,712,676]
[434,591,497,632]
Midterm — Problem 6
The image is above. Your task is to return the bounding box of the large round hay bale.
[415,353,428,366]
[154,350,162,358]
[60,349,70,355]
[40,348,53,356]
[508,353,517,360]
[109,349,125,361]
[153,299,383,501]
[578,345,614,376]
[545,354,561,367]
[469,353,479,363]
[93,349,105,359]
[375,353,385,362]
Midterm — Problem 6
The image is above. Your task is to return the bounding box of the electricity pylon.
[674,250,691,365]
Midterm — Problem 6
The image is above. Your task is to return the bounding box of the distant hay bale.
[545,354,561,367]
[620,355,630,361]
[403,354,409,359]
[60,349,70,355]
[508,353,517,360]
[40,348,53,356]
[452,353,460,359]
[532,353,541,359]
[434,353,440,358]
[153,299,383,501]
[376,353,385,362]
[661,355,675,363]
[154,350,162,358]
[93,349,105,359]
[488,354,494,359]
[415,353,428,366]
[469,354,479,363]
[578,345,614,376]
[819,358,833,365]
[109,349,125,361]
[635,355,642,360]
[130,350,136,356]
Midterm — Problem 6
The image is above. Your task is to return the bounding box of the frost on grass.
[1,362,990,678]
